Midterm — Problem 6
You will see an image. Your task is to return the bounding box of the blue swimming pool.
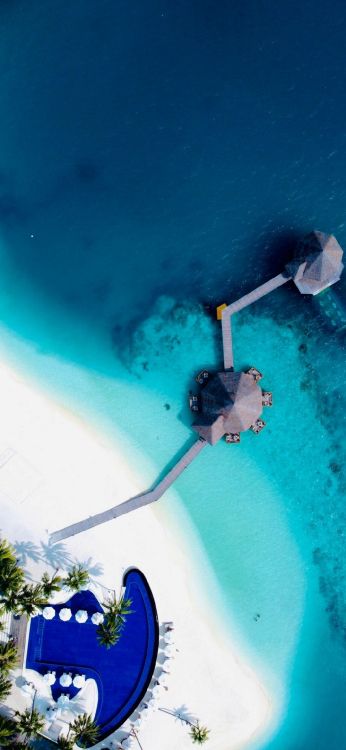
[26,568,159,740]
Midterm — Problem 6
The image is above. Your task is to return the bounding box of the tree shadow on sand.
[40,539,72,570]
[72,556,104,579]
[13,540,42,566]
[160,704,198,727]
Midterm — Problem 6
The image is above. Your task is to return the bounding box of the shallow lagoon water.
[0,1,346,747]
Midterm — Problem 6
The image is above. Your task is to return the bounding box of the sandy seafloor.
[0,1,346,748]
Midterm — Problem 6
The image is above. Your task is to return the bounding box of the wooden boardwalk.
[221,273,289,369]
[51,438,207,542]
[10,615,28,670]
[50,272,295,542]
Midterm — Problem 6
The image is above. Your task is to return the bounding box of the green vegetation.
[0,539,25,603]
[0,536,90,739]
[0,706,46,747]
[69,713,100,748]
[96,618,122,649]
[40,570,63,598]
[190,723,210,744]
[0,714,17,746]
[0,670,13,701]
[0,639,18,673]
[64,563,90,592]
[103,593,134,623]
[96,592,133,649]
[0,538,89,617]
[57,736,75,750]
[159,707,210,745]
[1,539,51,617]
[14,707,45,741]
[57,713,100,749]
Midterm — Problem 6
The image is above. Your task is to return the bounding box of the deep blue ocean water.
[0,1,346,747]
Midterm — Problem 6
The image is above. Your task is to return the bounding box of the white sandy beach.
[0,358,274,750]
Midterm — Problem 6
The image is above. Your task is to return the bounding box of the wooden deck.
[221,273,289,369]
[10,615,28,670]
[50,438,207,542]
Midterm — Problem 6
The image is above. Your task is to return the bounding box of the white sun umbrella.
[73,674,86,689]
[91,612,104,625]
[145,697,158,709]
[158,671,169,686]
[163,645,174,657]
[59,608,72,622]
[60,673,72,688]
[75,610,88,624]
[151,685,161,699]
[43,606,55,620]
[121,737,134,749]
[57,694,70,707]
[132,716,142,728]
[44,671,56,686]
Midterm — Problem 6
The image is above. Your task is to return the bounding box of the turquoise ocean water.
[0,2,345,747]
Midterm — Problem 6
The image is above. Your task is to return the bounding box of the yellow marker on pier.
[216,303,227,320]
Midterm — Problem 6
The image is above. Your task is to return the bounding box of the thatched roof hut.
[286,231,344,295]
[193,371,263,445]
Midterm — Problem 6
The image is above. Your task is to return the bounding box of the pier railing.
[50,438,206,542]
[221,273,290,368]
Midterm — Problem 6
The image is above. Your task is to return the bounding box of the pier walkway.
[51,438,206,542]
[50,232,344,540]
[221,273,289,369]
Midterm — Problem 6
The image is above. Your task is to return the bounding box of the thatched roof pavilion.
[193,371,263,445]
[286,231,344,295]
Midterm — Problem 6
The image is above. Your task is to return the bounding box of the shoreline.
[0,356,275,749]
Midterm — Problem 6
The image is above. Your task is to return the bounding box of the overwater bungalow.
[192,370,267,445]
[286,231,344,295]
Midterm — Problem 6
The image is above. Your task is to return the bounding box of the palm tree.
[0,639,18,673]
[0,538,17,565]
[16,584,48,617]
[96,619,121,649]
[69,713,100,748]
[97,592,133,650]
[64,564,90,592]
[0,671,13,701]
[158,708,210,745]
[190,724,210,744]
[103,593,133,623]
[57,736,74,750]
[0,714,17,746]
[40,570,62,598]
[14,707,45,741]
[0,556,24,600]
[0,588,21,614]
[0,539,25,594]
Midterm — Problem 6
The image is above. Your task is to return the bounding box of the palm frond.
[69,713,100,748]
[64,564,90,592]
[190,723,210,744]
[96,619,122,649]
[14,708,45,740]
